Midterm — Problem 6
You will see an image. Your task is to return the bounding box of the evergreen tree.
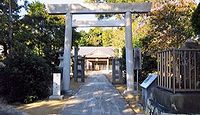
[192,3,200,36]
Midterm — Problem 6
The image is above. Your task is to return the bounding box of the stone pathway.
[62,74,134,115]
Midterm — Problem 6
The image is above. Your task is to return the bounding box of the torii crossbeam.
[46,2,152,93]
[72,20,125,27]
[46,3,151,14]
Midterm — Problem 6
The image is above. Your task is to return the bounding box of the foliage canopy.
[140,0,196,54]
[192,3,200,36]
[0,1,71,103]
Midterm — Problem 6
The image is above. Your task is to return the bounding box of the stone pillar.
[107,58,109,71]
[49,73,63,99]
[62,12,72,93]
[125,11,134,92]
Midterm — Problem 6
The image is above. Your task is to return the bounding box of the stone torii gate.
[46,3,152,93]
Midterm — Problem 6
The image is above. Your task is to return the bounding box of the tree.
[192,3,200,36]
[140,0,196,54]
[0,1,83,103]
[0,0,22,57]
[85,0,148,19]
[75,27,125,48]
[75,30,90,46]
[15,2,65,68]
[16,2,82,66]
[0,44,52,103]
[80,28,104,46]
[110,28,125,48]
[84,0,152,48]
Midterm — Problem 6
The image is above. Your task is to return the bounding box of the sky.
[19,0,200,20]
[18,0,96,21]
[18,0,97,31]
[17,0,200,31]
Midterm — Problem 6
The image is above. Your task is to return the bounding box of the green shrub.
[0,48,52,103]
[140,55,157,81]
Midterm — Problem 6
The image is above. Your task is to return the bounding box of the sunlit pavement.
[62,74,134,115]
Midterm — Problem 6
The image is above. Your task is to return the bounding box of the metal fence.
[157,49,200,93]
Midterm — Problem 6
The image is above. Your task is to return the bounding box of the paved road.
[62,74,134,115]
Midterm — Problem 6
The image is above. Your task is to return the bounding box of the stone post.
[107,58,109,71]
[86,60,89,70]
[62,12,72,93]
[49,73,63,99]
[125,11,134,92]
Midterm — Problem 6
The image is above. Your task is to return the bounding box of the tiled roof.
[72,47,115,58]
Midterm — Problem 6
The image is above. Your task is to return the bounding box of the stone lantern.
[58,48,64,70]
[49,48,64,100]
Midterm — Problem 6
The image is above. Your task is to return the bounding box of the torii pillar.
[125,11,134,91]
[62,12,72,92]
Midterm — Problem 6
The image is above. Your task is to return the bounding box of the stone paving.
[62,74,134,115]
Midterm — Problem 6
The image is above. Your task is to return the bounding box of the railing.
[157,49,200,93]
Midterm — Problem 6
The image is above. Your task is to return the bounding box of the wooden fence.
[157,49,200,93]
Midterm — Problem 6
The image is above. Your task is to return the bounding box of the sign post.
[134,48,142,92]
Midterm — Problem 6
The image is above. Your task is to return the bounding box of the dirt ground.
[115,84,144,114]
[16,99,67,115]
[15,79,82,115]
[105,73,144,114]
